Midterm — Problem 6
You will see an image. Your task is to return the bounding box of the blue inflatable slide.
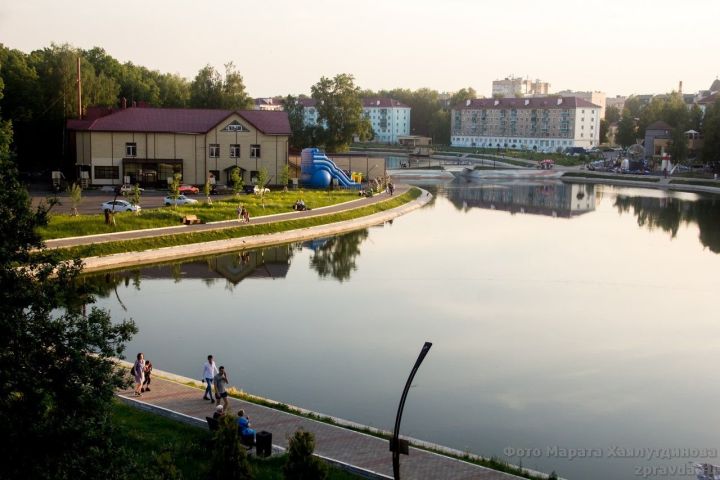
[299,148,360,189]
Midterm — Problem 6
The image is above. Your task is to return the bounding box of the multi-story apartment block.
[451,97,601,151]
[299,98,411,144]
[492,76,550,97]
[361,98,410,143]
[555,90,606,119]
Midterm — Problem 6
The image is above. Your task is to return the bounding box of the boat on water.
[451,166,564,180]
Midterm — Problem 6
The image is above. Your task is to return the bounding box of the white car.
[254,185,270,194]
[116,184,144,195]
[101,200,141,213]
[164,195,198,206]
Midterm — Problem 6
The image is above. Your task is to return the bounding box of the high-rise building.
[492,76,550,97]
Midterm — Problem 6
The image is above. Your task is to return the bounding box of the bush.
[283,429,327,480]
[209,415,253,480]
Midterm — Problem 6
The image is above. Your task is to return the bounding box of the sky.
[1,0,719,98]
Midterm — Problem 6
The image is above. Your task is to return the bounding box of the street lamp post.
[390,341,433,480]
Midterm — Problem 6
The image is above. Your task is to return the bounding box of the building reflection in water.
[447,180,596,218]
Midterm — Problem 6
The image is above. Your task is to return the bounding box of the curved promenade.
[117,364,538,480]
[46,185,431,273]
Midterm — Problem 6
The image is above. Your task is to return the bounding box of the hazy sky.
[1,0,718,98]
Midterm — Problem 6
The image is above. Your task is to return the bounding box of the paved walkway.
[46,186,410,250]
[118,376,524,480]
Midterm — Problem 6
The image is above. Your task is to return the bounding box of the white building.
[492,76,550,97]
[253,98,284,111]
[555,90,606,119]
[451,96,601,151]
[299,98,411,144]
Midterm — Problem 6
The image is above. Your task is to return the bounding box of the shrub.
[283,429,327,480]
[209,415,253,480]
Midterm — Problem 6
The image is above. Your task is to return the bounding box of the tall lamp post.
[390,341,433,480]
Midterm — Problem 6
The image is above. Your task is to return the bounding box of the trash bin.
[256,430,272,457]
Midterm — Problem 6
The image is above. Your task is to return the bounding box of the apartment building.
[299,98,411,144]
[451,96,601,151]
[492,76,550,97]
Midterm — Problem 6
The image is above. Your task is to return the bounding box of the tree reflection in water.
[308,229,369,282]
[614,194,720,253]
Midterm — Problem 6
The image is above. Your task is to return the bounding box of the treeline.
[0,43,253,170]
[609,91,720,164]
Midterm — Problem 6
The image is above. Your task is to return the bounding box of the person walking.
[214,366,230,412]
[141,359,153,392]
[236,204,243,222]
[202,355,219,403]
[133,353,145,396]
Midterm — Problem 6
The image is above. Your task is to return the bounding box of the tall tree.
[701,100,720,166]
[605,105,621,124]
[0,67,12,157]
[311,73,371,152]
[449,87,477,108]
[0,156,137,479]
[190,63,252,110]
[616,111,637,147]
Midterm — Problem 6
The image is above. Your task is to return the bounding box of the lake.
[88,179,720,480]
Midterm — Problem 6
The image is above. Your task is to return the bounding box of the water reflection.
[308,229,370,282]
[613,193,720,252]
[447,180,596,217]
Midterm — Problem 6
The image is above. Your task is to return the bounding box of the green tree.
[256,167,269,208]
[599,118,609,144]
[604,105,621,124]
[204,177,213,204]
[209,415,253,480]
[0,156,137,479]
[230,166,243,197]
[283,429,327,480]
[190,63,252,109]
[616,112,637,147]
[311,73,371,152]
[449,87,477,108]
[701,101,720,165]
[279,163,290,192]
[283,94,311,149]
[0,67,13,157]
[169,172,181,208]
[67,182,82,215]
[129,183,142,214]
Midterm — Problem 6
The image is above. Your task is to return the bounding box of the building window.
[230,144,240,158]
[94,166,119,180]
[209,144,220,158]
[250,144,261,158]
[125,143,137,157]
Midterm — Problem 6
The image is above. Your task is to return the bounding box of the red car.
[178,184,199,195]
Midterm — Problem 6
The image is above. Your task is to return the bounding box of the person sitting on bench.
[237,409,256,445]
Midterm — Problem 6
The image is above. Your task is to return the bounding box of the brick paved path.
[118,376,523,480]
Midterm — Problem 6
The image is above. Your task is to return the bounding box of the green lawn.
[112,400,360,479]
[40,190,360,240]
[46,189,422,261]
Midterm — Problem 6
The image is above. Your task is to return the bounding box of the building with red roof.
[67,107,290,188]
[450,96,601,151]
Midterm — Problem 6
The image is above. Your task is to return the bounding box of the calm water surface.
[89,180,720,480]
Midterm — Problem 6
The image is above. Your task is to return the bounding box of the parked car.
[115,184,144,195]
[178,184,199,195]
[253,185,270,194]
[101,200,141,213]
[164,195,198,206]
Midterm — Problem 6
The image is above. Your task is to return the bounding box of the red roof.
[453,96,600,110]
[67,107,290,135]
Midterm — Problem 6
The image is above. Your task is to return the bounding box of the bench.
[182,214,201,225]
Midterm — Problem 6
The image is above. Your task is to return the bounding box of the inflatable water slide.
[299,148,360,189]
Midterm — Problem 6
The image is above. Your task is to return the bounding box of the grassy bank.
[112,400,360,479]
[48,188,421,261]
[40,190,360,240]
[669,178,720,188]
